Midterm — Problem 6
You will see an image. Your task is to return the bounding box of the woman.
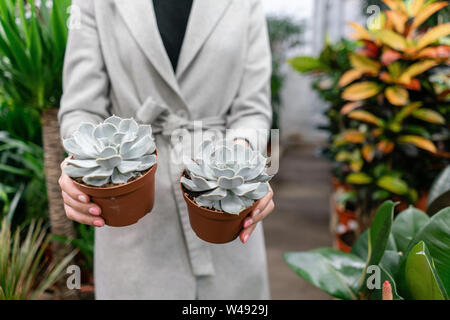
[58,0,275,299]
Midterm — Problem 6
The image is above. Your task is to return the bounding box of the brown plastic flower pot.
[73,154,157,227]
[180,175,257,244]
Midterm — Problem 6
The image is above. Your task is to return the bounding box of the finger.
[243,199,275,229]
[251,188,273,218]
[240,223,257,244]
[62,191,101,216]
[243,192,274,228]
[59,173,90,204]
[253,200,274,224]
[65,204,105,227]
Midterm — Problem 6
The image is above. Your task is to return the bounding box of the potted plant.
[284,200,450,300]
[62,116,157,227]
[288,0,450,244]
[180,140,272,244]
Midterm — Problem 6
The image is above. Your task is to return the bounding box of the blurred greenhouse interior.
[0,0,449,301]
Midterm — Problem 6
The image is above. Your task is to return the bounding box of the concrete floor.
[265,144,333,300]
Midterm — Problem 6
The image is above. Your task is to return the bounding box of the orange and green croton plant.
[335,0,449,201]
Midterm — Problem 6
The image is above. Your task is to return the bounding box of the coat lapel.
[114,0,181,96]
[176,0,232,78]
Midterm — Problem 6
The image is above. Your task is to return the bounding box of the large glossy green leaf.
[427,166,450,216]
[358,201,396,292]
[404,241,448,300]
[380,250,402,281]
[283,248,365,300]
[351,230,397,261]
[367,201,396,267]
[392,206,430,253]
[406,207,450,294]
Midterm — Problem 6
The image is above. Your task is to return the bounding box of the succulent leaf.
[62,117,157,187]
[181,139,272,214]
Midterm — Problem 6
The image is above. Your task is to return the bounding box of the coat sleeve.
[58,0,111,139]
[226,0,272,152]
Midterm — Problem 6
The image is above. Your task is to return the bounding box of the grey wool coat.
[59,0,273,300]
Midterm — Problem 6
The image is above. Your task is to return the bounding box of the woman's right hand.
[59,159,105,227]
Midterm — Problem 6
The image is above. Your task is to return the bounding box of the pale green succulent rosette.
[181,140,272,215]
[62,116,157,187]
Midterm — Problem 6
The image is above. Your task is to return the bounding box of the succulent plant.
[181,140,272,214]
[62,116,157,187]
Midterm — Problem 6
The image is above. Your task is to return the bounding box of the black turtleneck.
[153,0,194,72]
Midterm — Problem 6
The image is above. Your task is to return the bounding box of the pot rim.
[71,150,158,191]
[179,171,257,219]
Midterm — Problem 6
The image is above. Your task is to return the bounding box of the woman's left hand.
[240,185,274,244]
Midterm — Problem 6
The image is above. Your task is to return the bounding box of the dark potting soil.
[73,168,150,188]
[340,231,356,246]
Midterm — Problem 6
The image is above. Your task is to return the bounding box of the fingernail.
[244,219,253,228]
[252,209,261,217]
[89,207,100,215]
[78,195,88,203]
[243,234,249,243]
[93,219,104,227]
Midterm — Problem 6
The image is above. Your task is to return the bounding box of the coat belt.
[135,97,225,276]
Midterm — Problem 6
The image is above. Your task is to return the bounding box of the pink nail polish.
[78,195,88,203]
[244,219,253,228]
[89,207,100,215]
[243,234,249,243]
[93,220,104,227]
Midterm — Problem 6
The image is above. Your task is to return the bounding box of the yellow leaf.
[398,60,438,84]
[398,135,437,153]
[362,144,375,162]
[341,102,363,115]
[394,102,423,123]
[385,86,410,106]
[377,176,409,195]
[348,110,383,126]
[343,130,366,144]
[383,0,408,14]
[386,10,408,34]
[348,22,373,41]
[339,69,364,87]
[416,23,450,51]
[411,2,449,31]
[349,54,381,74]
[350,159,364,172]
[374,29,408,51]
[336,151,352,162]
[342,82,382,101]
[409,0,426,17]
[346,173,373,185]
[412,109,446,124]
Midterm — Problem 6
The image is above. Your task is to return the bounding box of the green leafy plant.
[0,0,71,111]
[53,224,94,273]
[0,216,76,300]
[288,38,358,159]
[0,131,47,226]
[289,0,450,229]
[0,0,75,260]
[284,200,450,300]
[267,15,304,129]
